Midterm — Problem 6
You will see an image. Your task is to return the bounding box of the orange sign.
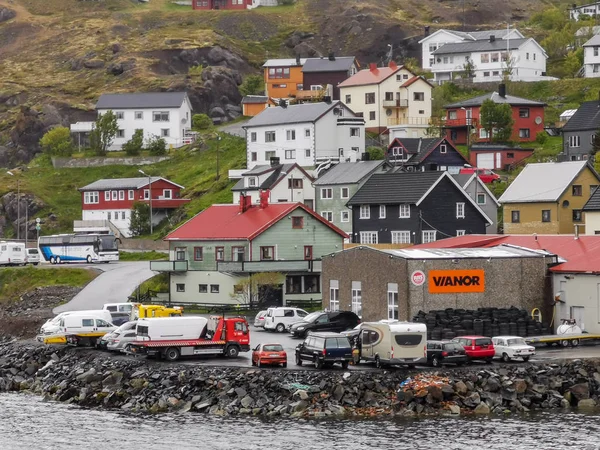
[428,270,485,294]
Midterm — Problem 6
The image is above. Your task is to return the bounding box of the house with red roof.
[338,62,433,136]
[150,192,348,306]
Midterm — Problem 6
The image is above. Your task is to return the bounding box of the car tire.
[226,345,240,358]
[522,356,530,362]
[295,354,302,366]
[276,323,285,333]
[33,263,39,266]
[571,339,580,347]
[375,356,382,369]
[282,362,287,368]
[502,353,511,363]
[341,361,349,370]
[257,359,263,368]
[431,356,441,367]
[251,358,256,366]
[50,256,55,264]
[86,255,92,264]
[560,339,570,348]
[163,347,180,362]
[314,357,323,369]
[56,256,61,264]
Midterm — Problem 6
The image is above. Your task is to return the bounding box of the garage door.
[476,153,494,169]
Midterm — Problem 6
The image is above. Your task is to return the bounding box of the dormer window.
[248,177,257,187]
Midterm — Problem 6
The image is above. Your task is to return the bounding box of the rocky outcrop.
[0,191,46,239]
[0,7,16,23]
[1,343,600,418]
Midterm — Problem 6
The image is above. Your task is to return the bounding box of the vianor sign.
[428,270,485,294]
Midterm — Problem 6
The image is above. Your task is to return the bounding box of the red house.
[443,84,545,145]
[78,177,190,237]
[469,144,535,171]
[192,0,251,10]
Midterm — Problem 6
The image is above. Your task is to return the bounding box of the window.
[369,111,376,121]
[338,187,349,199]
[365,93,376,104]
[153,111,169,122]
[491,52,499,63]
[413,92,425,101]
[422,230,437,243]
[84,191,99,204]
[144,189,150,200]
[116,129,125,138]
[194,247,203,261]
[480,54,489,63]
[260,246,275,260]
[268,67,290,79]
[107,212,111,220]
[428,44,438,52]
[519,129,530,139]
[443,56,449,64]
[569,136,581,148]
[501,52,508,62]
[199,284,208,293]
[305,148,311,157]
[321,188,333,199]
[176,283,185,292]
[134,111,143,120]
[511,210,520,223]
[117,190,124,201]
[128,190,134,200]
[492,71,499,76]
[265,151,276,161]
[439,144,447,154]
[507,152,515,159]
[391,231,410,244]
[526,52,530,60]
[360,205,370,219]
[210,284,220,293]
[387,283,399,320]
[456,202,465,218]
[251,152,257,161]
[542,210,551,222]
[265,131,276,142]
[385,92,394,101]
[341,211,350,222]
[305,128,311,137]
[304,246,313,260]
[573,209,583,222]
[572,184,583,196]
[351,281,362,317]
[477,193,486,205]
[111,191,117,200]
[379,205,386,219]
[288,178,303,189]
[285,149,296,159]
[329,280,339,312]
[519,108,530,118]
[591,185,599,194]
[286,129,296,141]
[448,110,457,120]
[596,47,600,57]
[483,71,490,77]
[456,230,466,236]
[175,247,186,261]
[232,247,245,262]
[250,132,257,142]
[321,211,333,222]
[161,129,170,137]
[360,231,378,244]
[350,128,361,137]
[399,204,410,218]
[115,111,124,120]
[292,216,304,229]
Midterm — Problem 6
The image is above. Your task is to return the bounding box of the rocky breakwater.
[1,343,600,418]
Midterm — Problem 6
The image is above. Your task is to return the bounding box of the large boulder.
[0,7,16,23]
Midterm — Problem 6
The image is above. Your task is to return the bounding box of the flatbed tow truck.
[524,319,600,348]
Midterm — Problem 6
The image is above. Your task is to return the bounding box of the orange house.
[241,95,277,117]
[263,57,307,99]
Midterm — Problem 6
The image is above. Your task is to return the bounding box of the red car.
[459,167,501,184]
[452,336,495,363]
[251,343,287,368]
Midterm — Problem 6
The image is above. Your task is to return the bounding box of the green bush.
[40,126,74,156]
[122,129,144,156]
[146,136,167,156]
[366,146,385,160]
[535,131,548,145]
[192,114,213,130]
[238,74,264,97]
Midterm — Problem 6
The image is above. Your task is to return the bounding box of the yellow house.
[499,161,600,234]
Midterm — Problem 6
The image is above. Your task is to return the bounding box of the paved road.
[53,262,155,314]
[218,120,248,138]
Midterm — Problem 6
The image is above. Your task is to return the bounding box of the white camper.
[0,241,26,266]
[135,316,208,341]
[41,314,116,345]
[359,320,427,368]
[40,310,114,335]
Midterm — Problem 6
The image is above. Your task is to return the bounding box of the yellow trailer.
[525,334,600,348]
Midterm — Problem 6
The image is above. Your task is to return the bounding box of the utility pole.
[7,171,19,240]
[216,133,222,181]
[138,169,153,235]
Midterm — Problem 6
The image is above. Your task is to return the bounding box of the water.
[0,393,598,450]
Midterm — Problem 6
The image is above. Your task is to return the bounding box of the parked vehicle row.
[0,242,39,266]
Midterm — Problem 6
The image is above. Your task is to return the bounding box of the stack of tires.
[412,306,545,339]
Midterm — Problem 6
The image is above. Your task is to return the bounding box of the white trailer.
[0,241,26,266]
[358,320,427,368]
[135,317,208,341]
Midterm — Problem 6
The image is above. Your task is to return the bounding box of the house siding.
[303,71,352,100]
[563,129,596,160]
[461,180,499,233]
[585,210,600,235]
[264,64,304,99]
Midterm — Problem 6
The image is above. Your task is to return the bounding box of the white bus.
[0,241,26,266]
[38,233,120,264]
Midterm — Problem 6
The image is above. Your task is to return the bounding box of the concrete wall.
[120,238,168,251]
[552,272,600,334]
[53,156,170,168]
[169,271,242,304]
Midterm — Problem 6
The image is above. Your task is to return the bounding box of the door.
[476,153,494,169]
[495,152,502,169]
[313,314,330,331]
[571,306,585,331]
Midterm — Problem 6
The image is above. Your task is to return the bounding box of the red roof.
[165,202,348,241]
[413,234,600,273]
[401,76,434,88]
[338,66,401,87]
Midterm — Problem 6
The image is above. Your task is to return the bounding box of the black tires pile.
[413,306,549,340]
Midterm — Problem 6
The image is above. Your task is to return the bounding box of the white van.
[263,307,309,332]
[103,302,139,314]
[136,316,208,341]
[358,320,427,368]
[0,241,26,266]
[25,248,41,265]
[40,309,114,335]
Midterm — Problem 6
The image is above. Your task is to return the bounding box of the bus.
[38,233,120,264]
[0,241,26,266]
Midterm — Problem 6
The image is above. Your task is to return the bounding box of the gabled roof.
[571,2,600,10]
[583,186,600,211]
[388,137,468,165]
[231,164,314,192]
[452,173,501,207]
[243,101,348,128]
[412,234,600,274]
[401,75,434,89]
[95,92,188,110]
[313,161,387,186]
[433,38,529,55]
[263,58,307,67]
[78,177,183,192]
[418,29,471,44]
[338,66,403,88]
[498,161,596,203]
[561,101,600,132]
[445,92,546,108]
[419,28,524,44]
[241,95,269,104]
[583,34,600,46]
[302,56,356,73]
[164,202,348,241]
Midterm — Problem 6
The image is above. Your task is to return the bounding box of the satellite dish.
[535,116,542,125]
[181,118,188,124]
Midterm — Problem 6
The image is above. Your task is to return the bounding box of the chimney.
[270,156,280,167]
[259,190,269,209]
[239,193,252,213]
[328,52,335,61]
[369,63,378,72]
[389,61,398,70]
[498,83,506,98]
[323,96,332,104]
[575,224,580,239]
[489,35,496,43]
[424,26,430,36]
[295,54,301,66]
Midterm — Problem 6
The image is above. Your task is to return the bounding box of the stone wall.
[52,156,170,168]
[120,239,168,252]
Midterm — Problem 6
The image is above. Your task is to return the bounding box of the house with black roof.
[346,171,493,245]
[299,55,359,101]
[561,100,600,161]
[386,137,468,172]
[583,185,600,235]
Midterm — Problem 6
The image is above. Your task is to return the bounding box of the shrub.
[535,131,548,145]
[366,146,385,160]
[239,74,264,97]
[192,114,213,130]
[146,136,167,156]
[39,127,74,156]
[122,129,144,156]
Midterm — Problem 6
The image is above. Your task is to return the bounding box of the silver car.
[104,321,137,352]
[254,310,268,328]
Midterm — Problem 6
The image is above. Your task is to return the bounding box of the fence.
[285,298,322,309]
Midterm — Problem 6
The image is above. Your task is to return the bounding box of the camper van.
[0,241,26,266]
[358,320,427,368]
[41,314,116,346]
[40,310,114,335]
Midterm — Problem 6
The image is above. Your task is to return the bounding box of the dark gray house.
[386,137,468,173]
[561,100,600,161]
[347,171,493,245]
[300,55,359,101]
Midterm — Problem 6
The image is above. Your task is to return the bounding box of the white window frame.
[391,230,411,244]
[116,129,125,138]
[387,283,399,320]
[285,149,296,159]
[359,205,370,219]
[118,190,125,201]
[351,281,362,317]
[569,135,581,148]
[457,230,466,236]
[440,144,447,154]
[422,230,437,243]
[379,205,386,219]
[477,193,486,205]
[305,128,311,137]
[115,111,124,120]
[359,231,378,244]
[134,111,143,120]
[286,129,296,141]
[161,128,170,137]
[84,191,99,204]
[105,191,110,201]
[340,187,349,199]
[128,190,134,200]
[329,280,339,312]
[163,189,172,199]
[399,204,410,218]
[111,191,117,201]
[341,211,350,222]
[456,202,465,219]
[321,211,333,222]
[321,188,333,199]
[153,111,169,122]
[144,189,150,200]
[248,177,257,187]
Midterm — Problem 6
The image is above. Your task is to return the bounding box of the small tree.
[129,201,150,236]
[146,136,167,156]
[239,75,264,97]
[231,272,284,306]
[89,110,118,156]
[192,114,213,131]
[40,126,74,156]
[122,129,144,156]
[461,58,477,79]
[480,99,514,143]
[366,146,385,160]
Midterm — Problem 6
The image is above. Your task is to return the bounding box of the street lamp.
[216,133,222,181]
[6,171,20,241]
[138,169,153,235]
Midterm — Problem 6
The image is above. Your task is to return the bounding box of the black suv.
[426,340,468,367]
[295,332,353,369]
[289,311,360,338]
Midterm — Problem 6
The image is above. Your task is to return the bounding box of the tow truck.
[128,315,250,361]
[525,318,600,348]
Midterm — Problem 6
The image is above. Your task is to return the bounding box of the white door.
[495,152,502,169]
[476,153,494,169]
[571,306,585,331]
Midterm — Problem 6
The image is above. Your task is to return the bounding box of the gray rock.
[0,7,16,23]
[240,395,254,408]
[328,404,346,417]
[454,380,468,395]
[448,404,461,415]
[76,368,97,383]
[83,59,105,69]
[295,390,309,401]
[463,392,480,408]
[570,383,590,401]
[474,401,491,414]
[333,384,344,401]
[194,401,212,411]
[291,400,308,413]
[577,398,597,409]
[235,387,247,398]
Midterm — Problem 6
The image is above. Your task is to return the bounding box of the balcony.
[295,90,324,100]
[387,117,432,127]
[150,260,188,272]
[140,198,191,209]
[430,117,478,128]
[383,99,408,108]
[218,259,322,273]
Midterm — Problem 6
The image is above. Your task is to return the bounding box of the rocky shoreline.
[0,341,599,419]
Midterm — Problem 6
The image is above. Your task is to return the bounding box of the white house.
[70,92,194,151]
[242,101,365,170]
[583,34,600,77]
[338,62,433,137]
[231,162,316,210]
[419,28,524,71]
[431,36,551,83]
[570,2,600,21]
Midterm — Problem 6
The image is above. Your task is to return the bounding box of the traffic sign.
[35,218,41,223]
[35,225,41,231]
